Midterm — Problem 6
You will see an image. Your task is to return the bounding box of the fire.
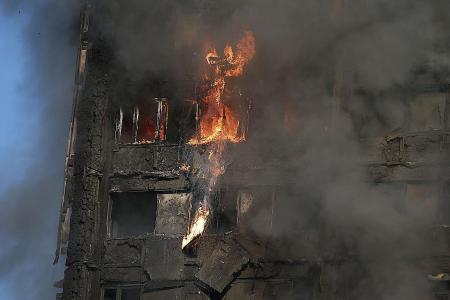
[182,30,255,249]
[188,30,255,145]
[181,200,210,248]
[179,163,191,172]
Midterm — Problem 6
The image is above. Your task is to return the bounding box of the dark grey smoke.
[2,0,448,298]
[0,1,80,299]
[93,0,449,299]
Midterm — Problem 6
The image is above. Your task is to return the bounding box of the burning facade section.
[56,4,450,300]
[183,31,255,249]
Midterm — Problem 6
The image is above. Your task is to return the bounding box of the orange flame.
[182,31,255,249]
[188,30,255,145]
[181,201,210,248]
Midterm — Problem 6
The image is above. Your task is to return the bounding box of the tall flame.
[182,31,255,249]
[188,30,255,145]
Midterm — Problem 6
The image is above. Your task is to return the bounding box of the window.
[110,192,157,237]
[208,189,239,234]
[116,98,168,144]
[103,289,117,300]
[121,288,141,300]
[103,287,141,300]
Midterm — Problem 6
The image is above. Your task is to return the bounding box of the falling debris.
[195,238,250,293]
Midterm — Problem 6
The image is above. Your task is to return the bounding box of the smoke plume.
[0,1,80,299]
[93,0,449,298]
[2,0,449,298]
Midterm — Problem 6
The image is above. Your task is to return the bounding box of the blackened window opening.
[208,189,238,234]
[103,289,117,300]
[110,192,157,237]
[121,288,141,300]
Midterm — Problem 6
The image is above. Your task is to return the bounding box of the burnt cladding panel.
[111,192,157,237]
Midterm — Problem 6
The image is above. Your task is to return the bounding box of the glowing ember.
[179,163,191,172]
[182,30,255,249]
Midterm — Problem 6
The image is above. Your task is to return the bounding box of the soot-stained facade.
[56,4,450,300]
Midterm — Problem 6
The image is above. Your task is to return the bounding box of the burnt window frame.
[115,98,169,145]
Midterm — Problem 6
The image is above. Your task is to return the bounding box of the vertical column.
[62,33,110,300]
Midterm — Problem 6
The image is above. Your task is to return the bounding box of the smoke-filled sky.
[0,1,80,299]
[0,11,27,300]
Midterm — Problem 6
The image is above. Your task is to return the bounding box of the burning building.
[55,1,450,300]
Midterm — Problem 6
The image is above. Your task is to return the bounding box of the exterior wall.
[59,8,450,300]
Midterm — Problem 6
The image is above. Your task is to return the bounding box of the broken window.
[192,89,252,143]
[110,192,157,237]
[116,98,168,144]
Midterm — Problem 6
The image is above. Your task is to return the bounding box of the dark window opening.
[103,287,141,300]
[110,192,157,237]
[103,289,117,300]
[208,189,238,234]
[168,99,197,143]
[121,288,141,300]
[116,98,168,144]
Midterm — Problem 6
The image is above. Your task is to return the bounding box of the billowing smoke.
[2,0,449,298]
[0,1,80,299]
[93,0,449,298]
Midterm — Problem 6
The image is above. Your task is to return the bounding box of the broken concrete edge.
[194,237,251,294]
